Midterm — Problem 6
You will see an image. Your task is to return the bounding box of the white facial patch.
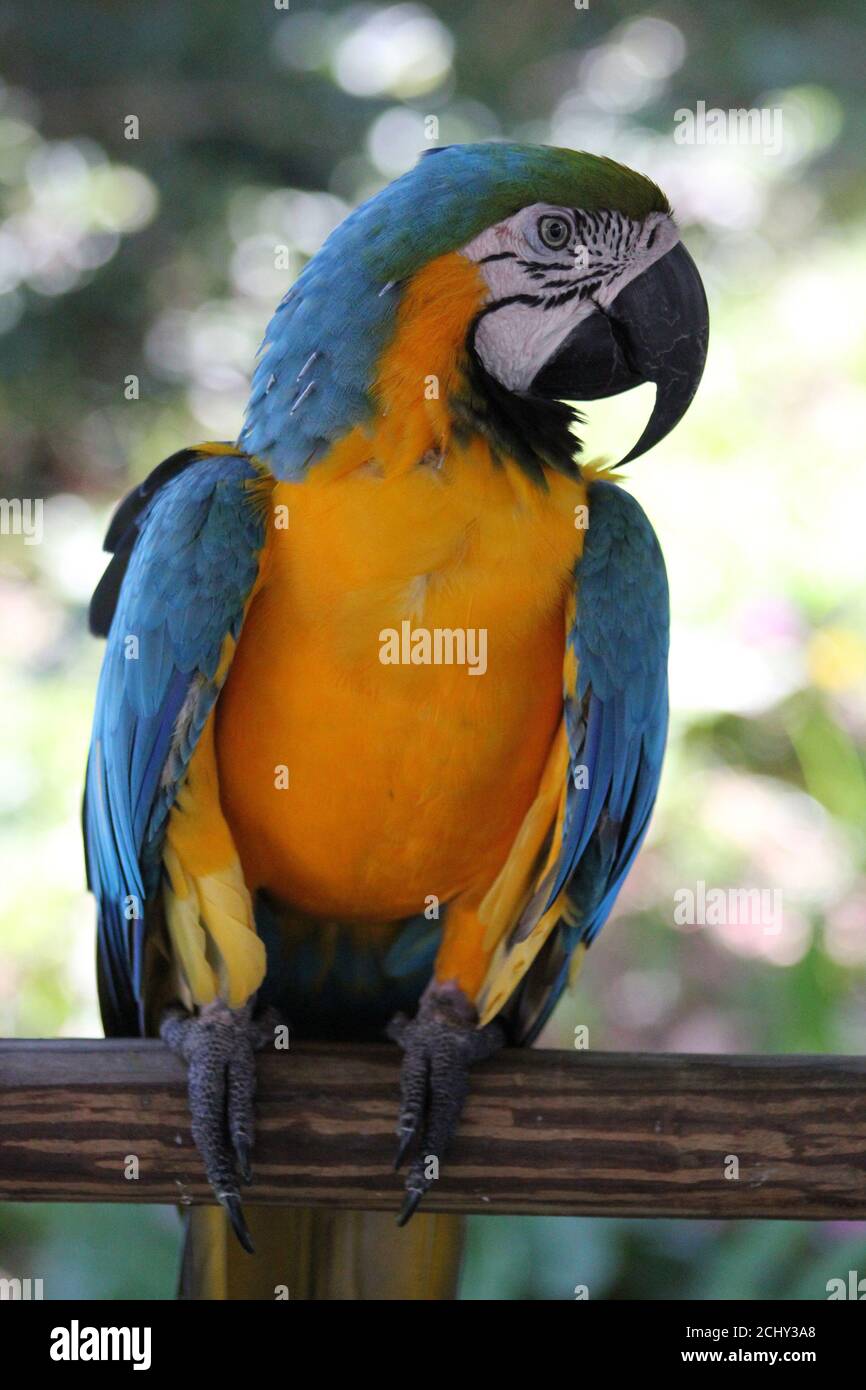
[461,203,679,392]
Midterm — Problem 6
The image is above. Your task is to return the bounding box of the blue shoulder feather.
[514,480,669,1042]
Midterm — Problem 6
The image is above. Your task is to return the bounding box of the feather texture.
[84,452,266,1034]
[478,477,669,1038]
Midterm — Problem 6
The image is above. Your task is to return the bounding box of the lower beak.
[530,241,709,464]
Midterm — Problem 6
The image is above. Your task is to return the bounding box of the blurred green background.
[1,0,865,1300]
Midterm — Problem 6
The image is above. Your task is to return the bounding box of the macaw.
[84,143,708,1299]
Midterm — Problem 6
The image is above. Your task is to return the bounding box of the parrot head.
[460,183,707,466]
[242,142,708,476]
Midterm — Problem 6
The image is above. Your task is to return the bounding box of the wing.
[84,448,267,1035]
[479,479,669,1041]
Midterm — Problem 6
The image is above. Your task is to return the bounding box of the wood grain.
[2,1040,866,1218]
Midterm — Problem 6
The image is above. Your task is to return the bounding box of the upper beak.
[530,241,709,464]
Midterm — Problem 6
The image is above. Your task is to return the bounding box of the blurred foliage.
[1,0,865,1299]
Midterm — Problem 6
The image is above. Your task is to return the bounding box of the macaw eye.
[538,215,571,250]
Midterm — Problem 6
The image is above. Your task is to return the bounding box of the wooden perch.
[1,1040,866,1219]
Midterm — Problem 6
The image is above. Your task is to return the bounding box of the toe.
[187,1043,236,1194]
[227,1044,257,1185]
[161,1001,271,1251]
[394,1030,430,1170]
[388,992,506,1223]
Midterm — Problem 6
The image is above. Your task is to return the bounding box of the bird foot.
[160,998,281,1253]
[387,982,505,1226]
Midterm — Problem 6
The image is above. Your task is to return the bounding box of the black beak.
[530,241,709,464]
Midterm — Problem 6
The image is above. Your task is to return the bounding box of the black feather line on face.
[448,314,583,484]
[473,291,544,322]
[542,281,602,309]
[517,258,575,274]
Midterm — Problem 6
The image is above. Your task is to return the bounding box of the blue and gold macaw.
[84,143,707,1299]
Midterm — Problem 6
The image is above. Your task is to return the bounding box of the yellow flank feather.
[162,842,217,1007]
[476,772,572,1027]
[568,941,587,987]
[163,700,266,1008]
[475,596,583,1025]
[478,721,568,953]
[477,894,565,1027]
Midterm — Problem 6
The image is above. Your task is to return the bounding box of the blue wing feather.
[514,480,669,1043]
[84,452,265,1035]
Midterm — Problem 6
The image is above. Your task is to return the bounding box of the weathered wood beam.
[2,1040,865,1218]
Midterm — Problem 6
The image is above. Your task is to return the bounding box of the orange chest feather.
[216,453,586,916]
[215,252,588,918]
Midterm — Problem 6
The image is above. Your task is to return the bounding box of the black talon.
[397,1188,424,1228]
[224,1194,255,1254]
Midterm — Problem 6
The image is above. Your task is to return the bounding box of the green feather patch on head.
[362,142,671,281]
